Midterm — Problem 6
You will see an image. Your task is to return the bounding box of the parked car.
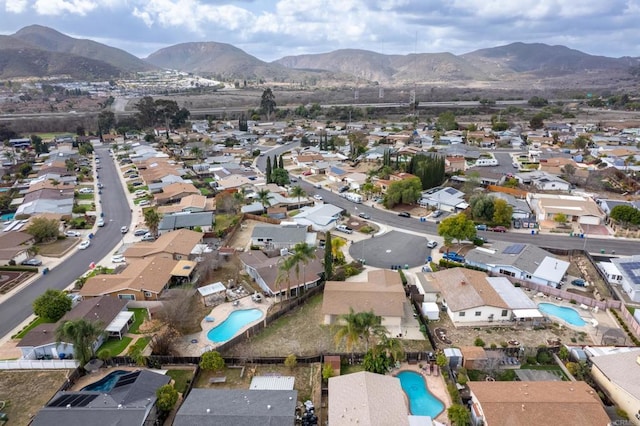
[64,230,81,237]
[313,194,323,200]
[78,188,94,194]
[111,254,126,263]
[97,182,104,189]
[132,182,144,187]
[432,210,443,218]
[97,218,105,227]
[141,233,156,241]
[398,211,411,218]
[475,224,488,231]
[134,229,149,237]
[338,185,350,193]
[427,240,438,249]
[358,212,371,220]
[571,278,587,287]
[443,252,465,263]
[138,200,150,207]
[336,224,353,234]
[78,240,90,250]
[21,258,42,266]
[489,226,507,232]
[120,226,129,234]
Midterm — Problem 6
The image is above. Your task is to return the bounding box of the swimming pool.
[207,308,264,343]
[538,303,587,326]
[0,213,14,221]
[397,370,444,418]
[81,370,133,392]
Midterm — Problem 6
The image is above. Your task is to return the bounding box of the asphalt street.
[0,145,131,339]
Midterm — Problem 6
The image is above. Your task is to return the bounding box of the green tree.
[573,135,591,150]
[97,110,116,133]
[135,96,157,129]
[528,96,549,107]
[190,146,203,161]
[260,88,276,120]
[265,156,272,183]
[33,289,72,321]
[554,213,568,225]
[288,242,316,297]
[383,177,422,209]
[290,185,306,209]
[256,188,271,210]
[436,352,447,368]
[470,194,495,222]
[322,363,335,381]
[143,208,162,237]
[278,154,284,169]
[324,231,333,280]
[55,318,104,367]
[436,111,458,131]
[333,309,386,353]
[270,168,289,186]
[31,134,48,155]
[363,349,392,374]
[26,217,59,243]
[447,404,470,425]
[492,199,513,226]
[199,350,225,372]
[558,346,569,361]
[156,384,179,412]
[284,353,297,370]
[438,213,477,247]
[610,205,640,226]
[529,113,545,130]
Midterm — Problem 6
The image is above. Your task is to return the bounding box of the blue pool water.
[397,371,444,418]
[207,309,264,343]
[538,303,587,326]
[81,370,131,392]
[0,213,14,221]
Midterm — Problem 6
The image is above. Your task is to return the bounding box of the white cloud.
[5,0,29,13]
[33,0,98,16]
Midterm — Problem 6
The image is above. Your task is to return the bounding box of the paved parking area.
[350,230,429,268]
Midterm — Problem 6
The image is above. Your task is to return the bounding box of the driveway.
[350,230,429,269]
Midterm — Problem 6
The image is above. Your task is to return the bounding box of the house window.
[144,291,153,298]
[475,311,481,317]
[118,294,135,300]
[525,274,532,279]
[502,310,508,317]
[499,269,515,277]
[459,312,465,317]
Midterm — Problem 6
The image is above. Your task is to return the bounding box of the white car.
[427,240,438,249]
[134,190,147,197]
[78,188,94,194]
[111,254,126,263]
[120,226,129,234]
[64,230,81,237]
[313,194,323,200]
[78,240,90,250]
[138,200,150,207]
[97,218,105,227]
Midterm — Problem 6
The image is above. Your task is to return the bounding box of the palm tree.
[143,207,162,237]
[257,189,271,211]
[288,242,315,297]
[376,334,404,364]
[333,309,386,354]
[190,146,203,162]
[275,255,295,302]
[333,308,362,356]
[55,318,104,367]
[233,188,247,213]
[290,185,306,209]
[331,236,347,263]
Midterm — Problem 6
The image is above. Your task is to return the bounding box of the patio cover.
[512,308,543,319]
[105,311,134,339]
[171,260,197,277]
[197,282,226,297]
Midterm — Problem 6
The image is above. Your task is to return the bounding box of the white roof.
[598,261,621,276]
[487,277,538,309]
[533,256,569,284]
[197,282,226,297]
[249,375,295,390]
[106,311,134,333]
[512,308,544,318]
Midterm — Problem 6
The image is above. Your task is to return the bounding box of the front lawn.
[75,193,94,200]
[128,308,148,334]
[97,336,133,356]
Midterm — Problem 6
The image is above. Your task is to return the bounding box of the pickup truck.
[336,225,353,234]
[443,252,465,263]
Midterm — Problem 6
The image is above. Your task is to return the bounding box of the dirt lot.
[0,370,71,425]
[0,271,34,295]
[195,363,321,404]
[37,238,78,257]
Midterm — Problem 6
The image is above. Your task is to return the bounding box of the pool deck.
[178,296,273,355]
[394,364,451,424]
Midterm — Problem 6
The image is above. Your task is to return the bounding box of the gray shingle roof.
[251,225,307,244]
[159,211,214,230]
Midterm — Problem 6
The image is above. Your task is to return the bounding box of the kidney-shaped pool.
[207,308,264,343]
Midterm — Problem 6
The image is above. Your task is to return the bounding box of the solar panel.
[503,244,525,255]
[49,393,97,408]
[619,262,640,285]
[112,371,140,389]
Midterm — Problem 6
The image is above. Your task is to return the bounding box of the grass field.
[97,336,133,356]
[128,308,148,334]
[166,369,195,394]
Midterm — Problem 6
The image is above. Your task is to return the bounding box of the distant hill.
[0,25,155,79]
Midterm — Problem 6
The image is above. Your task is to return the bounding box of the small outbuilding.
[197,282,226,306]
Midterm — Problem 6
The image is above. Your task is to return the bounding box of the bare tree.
[157,289,199,335]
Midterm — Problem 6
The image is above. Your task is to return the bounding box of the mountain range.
[1,25,638,88]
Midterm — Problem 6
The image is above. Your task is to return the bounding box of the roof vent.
[66,404,71,409]
[267,405,271,410]
[460,281,466,286]
[206,408,211,414]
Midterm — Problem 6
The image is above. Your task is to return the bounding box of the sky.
[1,0,640,62]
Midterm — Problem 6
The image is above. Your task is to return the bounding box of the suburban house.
[597,198,638,215]
[79,255,192,300]
[464,242,570,288]
[16,184,75,216]
[174,389,298,425]
[329,372,414,426]
[32,370,171,426]
[527,194,606,226]
[291,203,343,231]
[610,255,640,302]
[488,192,532,219]
[426,268,542,327]
[589,348,640,422]
[157,211,214,233]
[0,231,34,265]
[123,229,204,260]
[467,381,610,426]
[157,194,213,214]
[239,250,325,298]
[321,270,406,332]
[18,296,131,360]
[418,187,469,212]
[154,182,200,205]
[250,224,316,250]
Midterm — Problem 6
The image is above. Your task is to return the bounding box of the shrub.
[322,363,335,381]
[474,338,485,347]
[199,350,225,372]
[72,204,89,214]
[500,341,508,348]
[285,354,297,370]
[490,343,497,349]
